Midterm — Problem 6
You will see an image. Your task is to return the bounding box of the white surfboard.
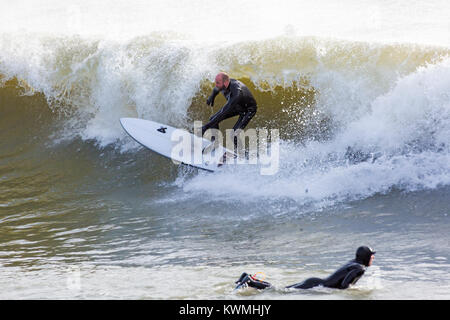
[120,118,236,172]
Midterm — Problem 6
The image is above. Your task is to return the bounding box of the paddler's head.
[355,246,376,266]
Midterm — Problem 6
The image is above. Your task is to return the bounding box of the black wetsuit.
[236,260,366,290]
[201,79,257,135]
[235,246,374,291]
[286,259,366,289]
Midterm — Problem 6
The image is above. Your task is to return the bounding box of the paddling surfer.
[235,246,376,290]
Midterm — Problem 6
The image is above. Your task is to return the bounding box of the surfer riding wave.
[201,72,257,145]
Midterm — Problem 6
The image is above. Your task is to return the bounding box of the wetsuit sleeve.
[206,87,220,106]
[247,278,272,290]
[340,267,365,289]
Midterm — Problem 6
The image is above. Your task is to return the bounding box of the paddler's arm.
[340,267,365,289]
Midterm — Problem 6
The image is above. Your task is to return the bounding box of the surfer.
[201,72,257,143]
[235,246,376,290]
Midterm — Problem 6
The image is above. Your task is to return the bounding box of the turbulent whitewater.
[0,0,449,300]
[1,32,449,206]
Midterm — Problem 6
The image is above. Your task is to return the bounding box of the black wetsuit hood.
[355,246,376,266]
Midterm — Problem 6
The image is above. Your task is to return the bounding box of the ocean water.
[0,0,449,299]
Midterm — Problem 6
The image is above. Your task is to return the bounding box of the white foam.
[182,58,450,207]
[0,35,218,148]
[1,0,449,46]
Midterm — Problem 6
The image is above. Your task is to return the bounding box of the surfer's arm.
[206,87,220,106]
[340,267,365,289]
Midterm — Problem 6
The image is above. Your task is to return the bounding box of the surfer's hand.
[206,95,215,107]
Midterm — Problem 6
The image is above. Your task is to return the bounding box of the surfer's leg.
[231,106,257,150]
[232,106,257,131]
[235,273,272,290]
[202,106,239,135]
[286,277,324,289]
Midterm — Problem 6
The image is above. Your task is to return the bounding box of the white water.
[1,1,449,208]
[2,0,449,45]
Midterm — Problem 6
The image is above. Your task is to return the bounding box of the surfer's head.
[215,72,230,91]
[355,246,376,266]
